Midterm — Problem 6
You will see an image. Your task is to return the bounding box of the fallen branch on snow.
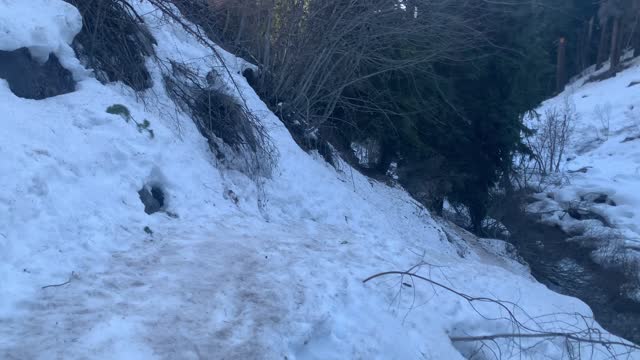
[364,267,640,358]
[450,332,639,349]
[41,272,76,290]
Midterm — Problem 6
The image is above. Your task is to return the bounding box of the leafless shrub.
[526,98,577,178]
[166,0,488,135]
[513,141,572,194]
[162,60,277,180]
[514,100,576,193]
[63,0,156,91]
[593,103,612,140]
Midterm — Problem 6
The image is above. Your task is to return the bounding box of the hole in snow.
[0,48,75,99]
[242,67,258,88]
[138,185,165,215]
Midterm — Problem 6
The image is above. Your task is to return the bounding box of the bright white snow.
[0,1,637,359]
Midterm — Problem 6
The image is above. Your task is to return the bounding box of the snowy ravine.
[0,1,636,359]
[526,57,640,298]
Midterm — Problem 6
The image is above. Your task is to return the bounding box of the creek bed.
[500,210,640,345]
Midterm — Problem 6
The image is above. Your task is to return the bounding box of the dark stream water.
[500,207,640,345]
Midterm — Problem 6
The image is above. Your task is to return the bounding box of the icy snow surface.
[0,1,637,359]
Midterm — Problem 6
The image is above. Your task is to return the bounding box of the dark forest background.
[170,0,638,231]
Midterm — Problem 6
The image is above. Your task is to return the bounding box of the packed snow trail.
[0,213,518,359]
[2,219,368,359]
[0,214,596,359]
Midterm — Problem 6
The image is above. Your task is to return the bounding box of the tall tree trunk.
[556,37,567,92]
[633,15,640,57]
[576,27,586,74]
[610,17,622,74]
[596,18,610,70]
[585,17,595,68]
[576,27,584,73]
[259,0,274,89]
[234,11,247,46]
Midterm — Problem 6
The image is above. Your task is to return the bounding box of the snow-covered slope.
[527,59,640,280]
[0,1,637,359]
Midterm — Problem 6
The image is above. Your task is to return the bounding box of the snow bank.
[0,0,80,53]
[527,57,640,270]
[0,0,84,76]
[1,1,637,359]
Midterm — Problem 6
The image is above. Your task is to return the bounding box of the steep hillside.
[0,1,637,359]
[527,58,640,297]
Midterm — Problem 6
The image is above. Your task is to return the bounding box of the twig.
[146,0,251,108]
[451,333,640,350]
[364,268,640,356]
[116,0,147,24]
[41,272,75,290]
